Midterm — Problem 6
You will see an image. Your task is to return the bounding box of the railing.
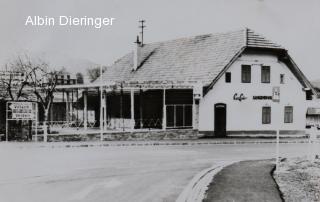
[33,118,165,133]
[134,118,162,129]
[38,121,97,129]
[107,118,131,130]
[107,118,163,130]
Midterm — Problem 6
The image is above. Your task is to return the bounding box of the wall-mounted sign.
[272,87,280,102]
[193,83,203,100]
[253,96,272,100]
[233,93,247,101]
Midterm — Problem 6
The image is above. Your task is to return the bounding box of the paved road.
[0,143,309,202]
[204,160,282,202]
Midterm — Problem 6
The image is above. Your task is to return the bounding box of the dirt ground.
[274,157,320,202]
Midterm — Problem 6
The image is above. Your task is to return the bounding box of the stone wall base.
[199,130,306,137]
[33,129,199,142]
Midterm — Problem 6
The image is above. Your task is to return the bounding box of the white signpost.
[273,86,280,172]
[6,101,38,142]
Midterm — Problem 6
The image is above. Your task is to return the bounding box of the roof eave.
[204,46,316,96]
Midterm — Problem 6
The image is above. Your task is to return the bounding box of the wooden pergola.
[53,80,201,140]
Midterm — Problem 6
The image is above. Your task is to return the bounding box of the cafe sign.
[233,93,247,102]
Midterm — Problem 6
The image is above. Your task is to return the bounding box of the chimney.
[133,35,142,71]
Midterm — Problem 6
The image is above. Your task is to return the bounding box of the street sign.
[6,101,38,142]
[7,102,37,120]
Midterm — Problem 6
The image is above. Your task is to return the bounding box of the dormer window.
[280,74,285,84]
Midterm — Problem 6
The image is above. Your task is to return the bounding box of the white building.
[49,28,316,140]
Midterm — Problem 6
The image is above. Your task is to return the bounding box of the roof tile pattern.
[96,29,283,86]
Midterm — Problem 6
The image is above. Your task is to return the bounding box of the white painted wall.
[198,52,308,133]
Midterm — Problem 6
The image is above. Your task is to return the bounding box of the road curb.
[0,139,308,149]
[176,161,236,202]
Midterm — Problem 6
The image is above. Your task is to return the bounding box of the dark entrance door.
[214,103,226,137]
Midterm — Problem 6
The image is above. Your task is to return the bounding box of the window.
[284,106,293,123]
[166,104,193,128]
[261,66,270,83]
[241,65,251,83]
[225,72,231,83]
[262,106,271,124]
[306,90,313,100]
[280,74,285,84]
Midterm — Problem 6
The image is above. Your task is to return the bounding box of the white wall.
[198,52,308,133]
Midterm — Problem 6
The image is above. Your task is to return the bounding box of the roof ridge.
[246,28,283,48]
[144,28,248,48]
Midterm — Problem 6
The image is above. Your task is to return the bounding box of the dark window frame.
[241,65,251,83]
[261,66,270,83]
[284,106,293,123]
[280,74,285,84]
[225,72,231,83]
[262,106,271,124]
[306,90,313,100]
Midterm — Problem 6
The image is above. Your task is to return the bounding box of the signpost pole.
[273,86,280,172]
[276,124,280,171]
[6,102,8,142]
[35,103,38,142]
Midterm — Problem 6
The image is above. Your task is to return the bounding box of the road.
[0,142,309,202]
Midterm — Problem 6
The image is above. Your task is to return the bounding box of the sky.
[0,0,319,80]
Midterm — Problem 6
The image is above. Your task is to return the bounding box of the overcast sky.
[0,0,319,80]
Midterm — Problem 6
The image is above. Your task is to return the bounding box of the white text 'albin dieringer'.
[25,16,116,29]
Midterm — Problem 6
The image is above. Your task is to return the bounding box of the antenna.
[139,20,146,46]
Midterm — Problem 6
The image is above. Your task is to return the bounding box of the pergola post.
[66,91,69,122]
[139,88,143,128]
[83,90,88,131]
[120,86,124,131]
[162,88,166,130]
[76,89,79,128]
[130,88,135,132]
[103,91,107,131]
[71,90,74,122]
[100,87,103,141]
[192,87,195,129]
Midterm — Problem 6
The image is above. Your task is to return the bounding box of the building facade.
[3,28,313,141]
[84,28,315,138]
[199,51,310,136]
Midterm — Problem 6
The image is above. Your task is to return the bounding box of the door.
[214,103,227,137]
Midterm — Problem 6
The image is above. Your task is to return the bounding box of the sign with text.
[7,102,37,120]
[272,87,280,102]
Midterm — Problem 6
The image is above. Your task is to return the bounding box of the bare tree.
[0,56,38,101]
[87,65,107,82]
[76,72,84,84]
[28,64,62,142]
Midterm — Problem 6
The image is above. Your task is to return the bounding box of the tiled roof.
[246,29,282,49]
[96,29,284,86]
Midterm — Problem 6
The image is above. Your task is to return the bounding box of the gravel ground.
[274,157,320,202]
